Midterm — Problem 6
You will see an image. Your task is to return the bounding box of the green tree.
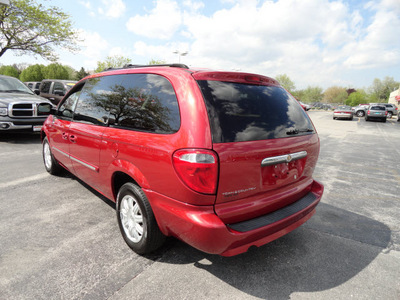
[43,63,69,79]
[64,65,77,80]
[345,90,368,106]
[369,77,400,102]
[19,63,45,81]
[148,59,167,65]
[275,74,296,93]
[299,86,323,103]
[95,55,132,73]
[76,67,89,80]
[0,0,80,61]
[323,86,348,104]
[0,65,19,77]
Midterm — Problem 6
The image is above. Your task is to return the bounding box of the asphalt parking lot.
[0,111,399,300]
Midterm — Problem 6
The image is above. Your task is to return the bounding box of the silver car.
[333,105,353,120]
[365,105,387,122]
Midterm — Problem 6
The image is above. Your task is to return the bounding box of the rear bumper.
[333,112,353,119]
[146,180,324,256]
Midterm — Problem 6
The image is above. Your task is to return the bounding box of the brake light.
[173,149,218,194]
[385,111,388,115]
[367,110,370,115]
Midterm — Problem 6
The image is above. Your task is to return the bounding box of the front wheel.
[356,111,365,117]
[42,137,62,175]
[116,183,165,254]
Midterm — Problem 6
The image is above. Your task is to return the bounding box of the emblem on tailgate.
[222,187,256,197]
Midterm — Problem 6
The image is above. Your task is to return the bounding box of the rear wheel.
[356,111,365,117]
[116,182,165,254]
[42,137,62,175]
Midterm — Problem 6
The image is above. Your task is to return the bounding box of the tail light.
[173,149,218,194]
[385,111,388,115]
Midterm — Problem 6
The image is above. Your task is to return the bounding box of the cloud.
[76,29,109,69]
[126,0,182,39]
[98,0,126,18]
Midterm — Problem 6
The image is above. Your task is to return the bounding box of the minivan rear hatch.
[194,72,320,224]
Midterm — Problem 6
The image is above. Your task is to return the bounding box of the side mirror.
[37,103,56,115]
[34,89,40,95]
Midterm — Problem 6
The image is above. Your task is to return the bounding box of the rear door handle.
[69,135,76,143]
[62,132,69,140]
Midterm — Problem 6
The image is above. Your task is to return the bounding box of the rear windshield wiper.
[286,128,314,135]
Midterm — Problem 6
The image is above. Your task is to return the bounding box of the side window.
[53,82,65,93]
[72,78,110,126]
[58,84,84,119]
[41,81,51,93]
[107,73,180,133]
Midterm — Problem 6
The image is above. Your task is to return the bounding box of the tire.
[387,112,392,118]
[365,116,369,121]
[116,182,165,254]
[356,110,365,117]
[382,118,386,123]
[42,136,62,175]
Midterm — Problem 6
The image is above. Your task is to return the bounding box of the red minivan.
[41,64,323,256]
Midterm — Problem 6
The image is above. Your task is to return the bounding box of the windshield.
[0,76,34,94]
[197,80,315,143]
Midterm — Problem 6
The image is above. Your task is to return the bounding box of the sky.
[1,0,400,90]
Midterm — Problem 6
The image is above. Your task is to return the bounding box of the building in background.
[388,87,400,108]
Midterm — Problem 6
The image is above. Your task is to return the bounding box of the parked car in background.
[370,103,398,118]
[353,104,369,117]
[0,75,53,132]
[39,79,77,105]
[24,81,41,95]
[299,101,311,111]
[41,64,324,257]
[333,105,353,120]
[365,105,387,122]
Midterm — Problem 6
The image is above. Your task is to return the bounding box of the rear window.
[370,106,385,111]
[197,80,315,143]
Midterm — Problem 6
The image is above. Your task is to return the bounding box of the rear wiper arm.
[286,128,314,135]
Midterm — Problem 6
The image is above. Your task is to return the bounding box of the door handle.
[69,135,76,143]
[62,132,69,140]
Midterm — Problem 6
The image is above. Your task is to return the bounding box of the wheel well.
[112,171,139,199]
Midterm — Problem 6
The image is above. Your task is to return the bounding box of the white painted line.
[0,173,49,189]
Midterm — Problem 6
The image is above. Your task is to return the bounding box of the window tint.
[73,79,109,126]
[73,74,180,133]
[197,80,315,143]
[41,81,51,93]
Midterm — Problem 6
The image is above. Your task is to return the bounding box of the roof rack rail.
[101,63,189,72]
[122,63,189,69]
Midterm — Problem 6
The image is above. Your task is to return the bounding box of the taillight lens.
[173,149,218,194]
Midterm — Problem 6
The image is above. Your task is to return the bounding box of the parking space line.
[0,173,49,189]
